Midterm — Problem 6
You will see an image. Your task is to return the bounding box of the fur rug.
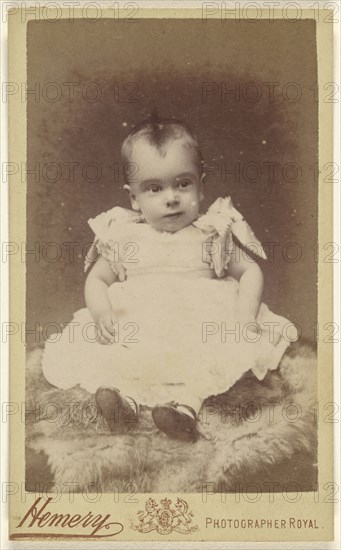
[26,342,317,494]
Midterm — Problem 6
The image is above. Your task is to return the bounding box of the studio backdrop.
[26,18,318,345]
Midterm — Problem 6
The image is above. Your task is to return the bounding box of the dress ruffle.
[84,197,266,277]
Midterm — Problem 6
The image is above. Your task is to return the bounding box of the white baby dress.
[42,197,298,413]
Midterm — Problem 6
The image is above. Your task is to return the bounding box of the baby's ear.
[123,184,140,211]
[199,174,206,201]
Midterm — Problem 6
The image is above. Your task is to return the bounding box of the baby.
[87,120,263,343]
[42,117,297,442]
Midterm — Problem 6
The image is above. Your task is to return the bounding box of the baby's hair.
[121,112,204,183]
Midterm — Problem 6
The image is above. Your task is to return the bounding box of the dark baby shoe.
[95,386,139,434]
[152,402,199,442]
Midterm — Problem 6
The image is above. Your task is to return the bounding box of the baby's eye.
[148,185,161,193]
[177,179,192,189]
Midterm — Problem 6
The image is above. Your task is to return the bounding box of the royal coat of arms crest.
[131,497,198,535]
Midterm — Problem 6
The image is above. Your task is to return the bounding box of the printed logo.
[131,497,198,534]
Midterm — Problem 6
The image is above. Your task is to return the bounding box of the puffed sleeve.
[194,197,267,278]
[84,207,143,273]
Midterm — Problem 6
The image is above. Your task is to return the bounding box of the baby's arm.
[85,256,117,345]
[228,240,264,323]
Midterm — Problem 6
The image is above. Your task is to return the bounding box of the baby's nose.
[165,188,180,206]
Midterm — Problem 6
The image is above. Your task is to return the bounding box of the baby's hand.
[95,310,117,345]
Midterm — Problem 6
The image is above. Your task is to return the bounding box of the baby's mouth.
[164,212,183,219]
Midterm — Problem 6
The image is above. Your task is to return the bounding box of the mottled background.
[27,19,318,347]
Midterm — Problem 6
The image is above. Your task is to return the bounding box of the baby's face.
[125,138,203,233]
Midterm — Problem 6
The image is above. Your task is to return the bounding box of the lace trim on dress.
[84,197,267,278]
